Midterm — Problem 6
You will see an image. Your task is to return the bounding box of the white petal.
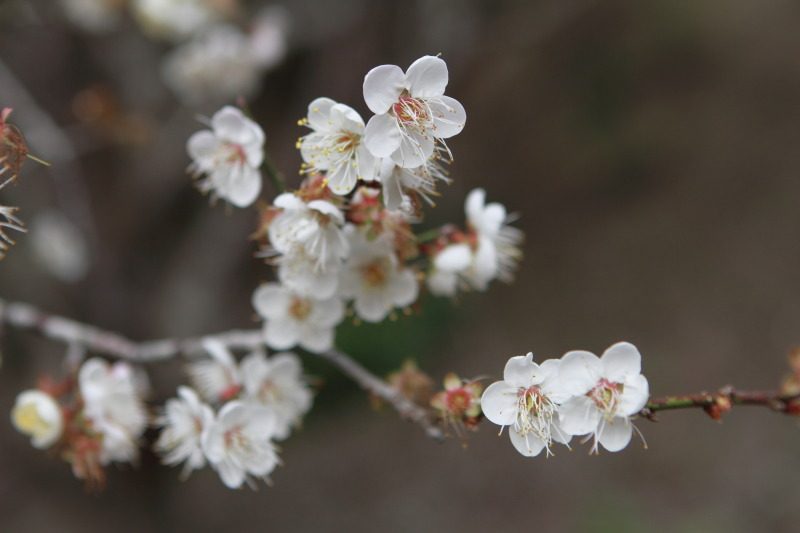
[558,396,601,436]
[363,64,405,114]
[405,55,448,98]
[426,269,458,296]
[429,95,466,138]
[364,114,402,158]
[434,244,472,272]
[299,326,334,353]
[252,283,289,320]
[618,374,650,416]
[601,342,642,382]
[354,291,390,323]
[502,353,539,388]
[224,165,261,207]
[306,97,336,131]
[465,188,486,226]
[212,106,257,145]
[326,159,358,196]
[264,319,300,350]
[187,130,218,165]
[598,418,633,452]
[329,103,365,133]
[390,130,434,168]
[380,164,405,211]
[355,144,378,181]
[310,297,345,328]
[509,428,546,457]
[480,381,518,426]
[558,350,602,396]
[389,269,418,307]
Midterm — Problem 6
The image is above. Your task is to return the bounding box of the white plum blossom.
[269,193,349,271]
[249,6,290,70]
[463,188,523,290]
[376,158,448,212]
[187,338,242,402]
[11,390,64,449]
[154,386,215,477]
[163,25,264,106]
[481,354,571,457]
[79,358,148,464]
[240,351,313,440]
[30,210,90,283]
[202,401,280,489]
[299,98,378,195]
[187,105,264,208]
[252,282,344,353]
[558,342,650,453]
[339,226,418,322]
[426,243,471,297]
[363,55,466,168]
[132,0,219,41]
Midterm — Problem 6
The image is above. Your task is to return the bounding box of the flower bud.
[11,389,64,449]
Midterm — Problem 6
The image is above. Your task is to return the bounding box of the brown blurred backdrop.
[2,0,800,531]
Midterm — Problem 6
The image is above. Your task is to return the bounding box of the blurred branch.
[0,297,443,440]
[640,386,800,421]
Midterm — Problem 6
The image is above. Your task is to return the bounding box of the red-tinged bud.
[784,398,800,416]
[431,373,484,435]
[0,107,29,184]
[219,384,242,402]
[703,395,732,421]
[386,360,434,406]
[296,173,334,203]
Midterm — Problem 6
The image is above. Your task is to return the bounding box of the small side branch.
[640,386,800,421]
[0,298,442,439]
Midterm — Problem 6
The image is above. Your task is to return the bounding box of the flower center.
[445,388,472,415]
[223,426,251,453]
[288,297,312,321]
[13,403,52,438]
[361,259,389,287]
[515,386,556,448]
[220,142,247,166]
[392,94,429,125]
[588,378,624,420]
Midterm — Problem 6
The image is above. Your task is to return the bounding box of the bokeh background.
[2,0,800,531]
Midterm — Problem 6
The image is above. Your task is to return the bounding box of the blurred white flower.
[187,105,264,207]
[463,188,522,290]
[132,0,219,41]
[299,97,378,195]
[277,247,342,300]
[252,282,343,353]
[60,0,123,33]
[154,386,215,477]
[163,25,262,105]
[269,193,349,269]
[481,354,571,457]
[11,390,64,449]
[339,226,418,322]
[426,243,471,297]
[0,206,25,260]
[376,158,447,212]
[363,55,466,168]
[202,401,280,489]
[187,338,242,402]
[558,342,650,453]
[240,351,313,440]
[79,358,148,464]
[30,210,90,283]
[249,6,290,70]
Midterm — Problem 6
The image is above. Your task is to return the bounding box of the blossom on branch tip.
[557,342,649,453]
[201,401,280,489]
[481,354,571,457]
[154,386,215,478]
[299,97,378,195]
[252,282,344,353]
[187,105,264,207]
[363,55,466,168]
[11,390,64,449]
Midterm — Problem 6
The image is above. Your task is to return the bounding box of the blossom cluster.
[187,55,522,358]
[481,342,650,456]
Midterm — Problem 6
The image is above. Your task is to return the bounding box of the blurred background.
[2,0,800,531]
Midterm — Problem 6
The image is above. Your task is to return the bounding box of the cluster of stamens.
[514,386,556,451]
[588,378,623,421]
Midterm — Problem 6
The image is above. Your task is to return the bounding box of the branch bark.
[640,386,800,421]
[0,298,444,440]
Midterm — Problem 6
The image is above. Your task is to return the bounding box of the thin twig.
[640,386,800,421]
[0,298,443,440]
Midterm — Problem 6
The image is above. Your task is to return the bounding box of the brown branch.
[639,386,800,421]
[0,298,443,440]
